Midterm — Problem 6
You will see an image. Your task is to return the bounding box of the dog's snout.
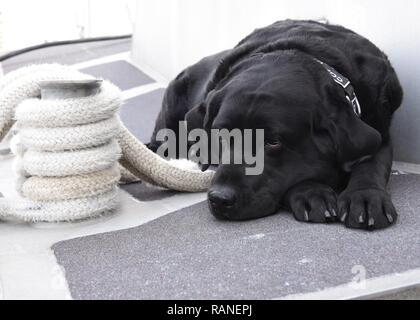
[208,187,237,217]
[208,188,236,208]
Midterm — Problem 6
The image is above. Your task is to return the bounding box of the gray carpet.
[119,89,165,143]
[118,89,168,200]
[120,182,179,202]
[53,173,420,300]
[80,60,154,90]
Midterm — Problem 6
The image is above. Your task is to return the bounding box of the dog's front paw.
[286,182,338,223]
[338,188,397,230]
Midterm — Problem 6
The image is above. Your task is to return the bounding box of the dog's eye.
[265,140,282,151]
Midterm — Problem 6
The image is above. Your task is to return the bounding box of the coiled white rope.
[0,64,214,222]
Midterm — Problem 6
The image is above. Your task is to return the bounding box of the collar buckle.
[346,95,362,117]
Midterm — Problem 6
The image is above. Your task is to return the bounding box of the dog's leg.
[285,181,338,223]
[338,140,397,230]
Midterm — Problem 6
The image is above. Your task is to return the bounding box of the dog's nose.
[208,187,236,213]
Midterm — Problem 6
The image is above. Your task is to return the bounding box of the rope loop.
[0,64,214,222]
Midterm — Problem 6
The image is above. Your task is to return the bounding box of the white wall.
[0,0,136,52]
[132,0,420,163]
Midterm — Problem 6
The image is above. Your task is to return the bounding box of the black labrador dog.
[148,20,403,230]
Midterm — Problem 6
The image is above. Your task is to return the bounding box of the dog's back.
[149,19,402,150]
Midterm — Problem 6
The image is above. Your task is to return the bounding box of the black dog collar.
[315,59,362,117]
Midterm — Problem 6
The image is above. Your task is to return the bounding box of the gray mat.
[120,182,178,201]
[119,89,165,143]
[80,60,154,90]
[120,89,177,201]
[2,39,131,74]
[118,88,172,201]
[53,173,420,299]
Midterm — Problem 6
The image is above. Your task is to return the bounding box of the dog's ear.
[312,107,382,172]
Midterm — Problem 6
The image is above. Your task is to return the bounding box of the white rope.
[0,64,214,222]
[22,139,121,177]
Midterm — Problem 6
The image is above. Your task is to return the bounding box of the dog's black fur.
[148,20,403,230]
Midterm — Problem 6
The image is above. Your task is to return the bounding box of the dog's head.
[186,51,382,220]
